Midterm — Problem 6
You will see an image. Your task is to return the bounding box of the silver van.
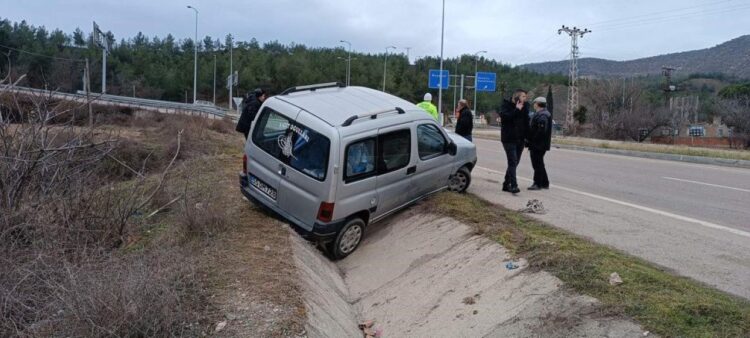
[239,83,477,259]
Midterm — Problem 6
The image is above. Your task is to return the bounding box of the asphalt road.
[468,137,750,299]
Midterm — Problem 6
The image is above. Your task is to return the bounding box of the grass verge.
[554,136,750,161]
[423,192,750,338]
[471,130,749,161]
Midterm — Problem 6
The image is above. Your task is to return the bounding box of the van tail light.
[242,154,247,173]
[317,202,335,223]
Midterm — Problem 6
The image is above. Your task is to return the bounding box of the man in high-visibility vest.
[417,93,438,121]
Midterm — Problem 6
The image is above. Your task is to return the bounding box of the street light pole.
[213,54,216,104]
[438,0,445,126]
[187,5,198,104]
[383,45,396,92]
[340,40,351,86]
[473,50,486,114]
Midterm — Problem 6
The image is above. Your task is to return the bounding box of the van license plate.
[249,175,277,200]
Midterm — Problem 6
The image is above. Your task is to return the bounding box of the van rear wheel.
[326,218,365,260]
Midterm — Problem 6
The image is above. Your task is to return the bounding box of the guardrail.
[0,85,233,120]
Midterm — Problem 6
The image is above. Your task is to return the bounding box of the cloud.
[2,0,749,65]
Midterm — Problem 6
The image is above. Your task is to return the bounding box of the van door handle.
[278,165,286,176]
[406,166,417,175]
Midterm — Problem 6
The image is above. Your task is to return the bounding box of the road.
[468,137,750,299]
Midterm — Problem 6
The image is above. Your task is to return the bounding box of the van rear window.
[252,108,330,181]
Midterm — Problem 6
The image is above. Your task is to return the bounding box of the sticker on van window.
[288,124,310,142]
[278,132,296,159]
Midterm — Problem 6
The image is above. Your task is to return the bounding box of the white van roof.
[273,85,428,128]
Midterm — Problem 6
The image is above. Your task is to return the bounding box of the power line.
[591,3,750,32]
[584,0,736,27]
[0,43,85,63]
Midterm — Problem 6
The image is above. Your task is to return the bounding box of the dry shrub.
[0,97,211,336]
[177,191,229,240]
[93,106,135,126]
[96,138,162,180]
[207,117,235,134]
[2,248,207,337]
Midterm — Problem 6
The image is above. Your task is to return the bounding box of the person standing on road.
[526,97,552,190]
[417,92,439,122]
[500,89,530,194]
[236,88,267,139]
[455,99,473,142]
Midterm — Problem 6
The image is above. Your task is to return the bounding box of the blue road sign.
[475,72,496,92]
[428,69,449,89]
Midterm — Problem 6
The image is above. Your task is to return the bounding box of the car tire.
[449,167,471,193]
[326,218,365,260]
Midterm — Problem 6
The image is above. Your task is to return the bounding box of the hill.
[520,35,750,78]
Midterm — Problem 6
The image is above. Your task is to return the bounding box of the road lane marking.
[662,177,750,193]
[476,166,750,239]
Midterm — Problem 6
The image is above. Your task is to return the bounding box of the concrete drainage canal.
[291,209,647,337]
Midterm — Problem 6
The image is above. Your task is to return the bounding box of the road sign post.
[92,22,109,94]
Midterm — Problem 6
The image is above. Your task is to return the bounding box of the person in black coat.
[235,88,267,139]
[526,96,552,190]
[499,89,530,194]
[454,99,473,141]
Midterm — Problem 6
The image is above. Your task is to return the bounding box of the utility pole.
[453,59,460,111]
[229,35,233,110]
[473,50,486,113]
[340,40,352,86]
[213,54,217,104]
[85,58,93,129]
[459,74,465,103]
[92,22,109,94]
[558,25,591,132]
[438,0,445,126]
[661,66,675,107]
[383,45,396,92]
[187,5,199,104]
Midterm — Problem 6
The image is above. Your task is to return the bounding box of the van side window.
[378,129,410,174]
[417,124,447,160]
[252,107,330,181]
[344,138,376,182]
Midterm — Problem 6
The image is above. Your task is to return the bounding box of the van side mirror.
[447,142,457,156]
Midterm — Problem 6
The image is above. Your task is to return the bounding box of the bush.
[0,106,210,336]
[207,117,235,134]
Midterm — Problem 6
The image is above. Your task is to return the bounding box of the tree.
[573,105,587,124]
[582,79,668,142]
[546,85,554,115]
[73,28,86,47]
[717,84,750,148]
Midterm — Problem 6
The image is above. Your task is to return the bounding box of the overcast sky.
[2,0,749,65]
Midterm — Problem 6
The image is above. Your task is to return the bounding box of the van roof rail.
[280,82,345,95]
[341,107,406,127]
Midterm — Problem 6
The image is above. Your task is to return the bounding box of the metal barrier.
[0,85,233,120]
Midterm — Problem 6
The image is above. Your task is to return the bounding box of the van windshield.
[252,108,330,181]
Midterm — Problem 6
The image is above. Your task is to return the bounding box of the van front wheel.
[327,218,365,260]
[449,167,471,193]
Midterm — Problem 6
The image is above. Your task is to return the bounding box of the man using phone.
[499,89,530,194]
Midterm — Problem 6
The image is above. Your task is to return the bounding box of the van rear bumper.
[239,172,343,242]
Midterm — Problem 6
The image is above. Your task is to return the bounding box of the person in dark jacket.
[499,89,530,194]
[235,88,267,139]
[526,96,552,190]
[454,99,473,141]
